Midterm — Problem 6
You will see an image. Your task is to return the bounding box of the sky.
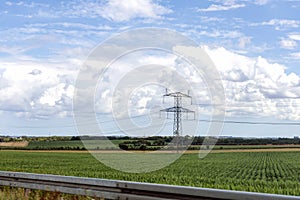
[1,0,300,138]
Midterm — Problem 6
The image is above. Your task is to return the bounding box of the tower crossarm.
[163,92,192,98]
[160,107,194,113]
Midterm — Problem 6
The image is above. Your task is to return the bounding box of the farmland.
[27,139,125,150]
[0,150,300,196]
[2,137,300,151]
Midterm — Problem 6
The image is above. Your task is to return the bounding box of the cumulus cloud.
[39,83,74,107]
[101,0,171,22]
[93,51,182,116]
[279,33,300,49]
[280,38,297,49]
[90,45,300,121]
[253,19,300,30]
[204,46,300,120]
[204,46,256,82]
[198,0,245,12]
[29,69,42,75]
[63,0,171,22]
[0,61,77,119]
[1,44,300,121]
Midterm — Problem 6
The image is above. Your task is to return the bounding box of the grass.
[0,151,300,196]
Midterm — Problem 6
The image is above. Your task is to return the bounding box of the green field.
[27,140,125,150]
[0,151,300,196]
[205,144,300,150]
[25,141,300,150]
[3,139,300,151]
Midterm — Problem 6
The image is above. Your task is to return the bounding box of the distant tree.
[119,143,129,150]
[139,144,147,150]
[71,136,80,140]
[153,139,165,146]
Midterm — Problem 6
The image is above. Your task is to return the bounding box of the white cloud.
[1,43,300,121]
[90,45,300,121]
[253,19,300,30]
[204,46,300,120]
[198,0,246,12]
[290,52,300,59]
[199,16,225,23]
[39,83,74,107]
[100,0,171,22]
[5,1,24,6]
[93,52,180,116]
[5,1,49,8]
[204,46,256,82]
[254,0,269,5]
[29,69,42,75]
[197,30,243,39]
[238,36,252,48]
[62,0,171,22]
[289,34,300,41]
[0,61,77,119]
[0,45,31,55]
[280,38,297,49]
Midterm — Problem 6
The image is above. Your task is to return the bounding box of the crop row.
[0,151,299,195]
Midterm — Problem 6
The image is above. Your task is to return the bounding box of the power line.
[83,121,174,136]
[197,119,300,126]
[4,112,161,129]
[195,103,300,108]
[3,105,300,130]
[3,115,300,130]
[3,120,174,136]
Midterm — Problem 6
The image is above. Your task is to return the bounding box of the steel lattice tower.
[160,89,195,151]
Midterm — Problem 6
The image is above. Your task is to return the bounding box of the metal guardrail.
[0,171,299,200]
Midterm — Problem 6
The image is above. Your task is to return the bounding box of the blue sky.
[1,0,300,137]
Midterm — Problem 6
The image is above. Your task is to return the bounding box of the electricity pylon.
[160,89,195,152]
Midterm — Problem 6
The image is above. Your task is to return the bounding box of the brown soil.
[0,141,29,147]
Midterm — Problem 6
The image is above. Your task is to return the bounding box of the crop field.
[3,139,300,151]
[205,144,300,150]
[26,140,126,150]
[0,150,300,196]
